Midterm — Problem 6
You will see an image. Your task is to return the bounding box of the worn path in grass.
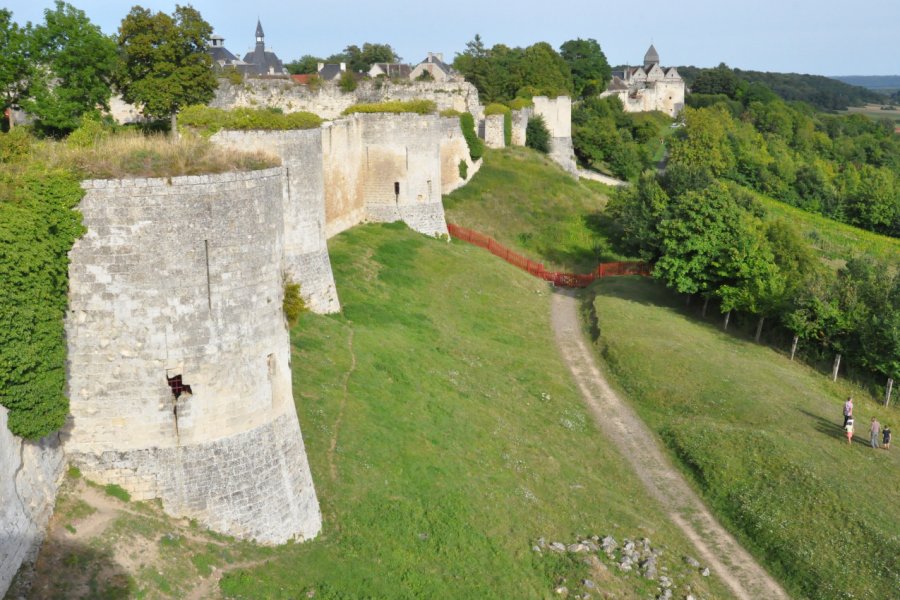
[550,288,788,600]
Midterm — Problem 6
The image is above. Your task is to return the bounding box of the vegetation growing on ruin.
[179,105,322,135]
[483,103,510,116]
[341,99,437,115]
[216,222,728,599]
[0,152,84,439]
[458,112,484,162]
[282,277,307,327]
[587,277,899,600]
[525,116,551,154]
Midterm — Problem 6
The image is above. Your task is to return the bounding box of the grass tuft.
[103,484,131,503]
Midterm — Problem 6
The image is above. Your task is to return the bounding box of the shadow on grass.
[796,408,866,444]
[9,537,134,599]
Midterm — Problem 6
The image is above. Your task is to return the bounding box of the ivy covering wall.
[0,161,85,439]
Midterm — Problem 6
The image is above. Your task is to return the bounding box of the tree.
[335,43,399,73]
[518,42,572,97]
[607,172,670,261]
[559,38,611,98]
[287,55,322,75]
[691,63,741,98]
[25,1,117,135]
[116,5,217,132]
[653,182,747,297]
[0,9,33,128]
[525,115,551,154]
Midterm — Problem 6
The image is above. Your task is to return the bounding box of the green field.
[218,223,727,599]
[444,148,633,272]
[842,104,900,126]
[587,277,899,600]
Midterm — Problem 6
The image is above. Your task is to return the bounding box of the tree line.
[675,88,899,237]
[608,156,898,392]
[1,2,218,136]
[677,63,885,111]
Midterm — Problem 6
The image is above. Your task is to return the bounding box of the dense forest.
[680,74,899,237]
[676,64,885,111]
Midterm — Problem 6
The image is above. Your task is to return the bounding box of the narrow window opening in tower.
[393,181,400,201]
[166,374,193,399]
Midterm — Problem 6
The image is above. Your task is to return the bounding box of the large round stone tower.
[62,168,321,544]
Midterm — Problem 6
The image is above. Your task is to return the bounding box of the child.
[883,425,892,450]
[845,416,855,445]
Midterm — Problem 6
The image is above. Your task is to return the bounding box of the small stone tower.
[643,44,660,69]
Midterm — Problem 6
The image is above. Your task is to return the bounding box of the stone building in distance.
[601,45,685,117]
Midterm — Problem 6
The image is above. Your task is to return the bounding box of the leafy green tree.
[116,5,217,132]
[690,63,741,98]
[653,181,746,297]
[286,55,322,75]
[0,9,33,128]
[25,1,117,135]
[525,115,551,154]
[559,38,610,98]
[518,42,572,97]
[668,106,735,178]
[607,172,670,261]
[334,43,399,73]
[846,165,897,233]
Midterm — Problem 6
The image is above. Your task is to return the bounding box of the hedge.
[179,106,322,136]
[342,100,437,115]
[459,112,484,161]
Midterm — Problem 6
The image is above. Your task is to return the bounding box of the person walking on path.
[870,418,881,449]
[843,397,854,427]
[845,416,855,445]
[883,425,891,450]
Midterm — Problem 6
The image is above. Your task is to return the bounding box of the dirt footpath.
[550,288,789,600]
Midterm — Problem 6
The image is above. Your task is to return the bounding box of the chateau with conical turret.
[601,45,684,117]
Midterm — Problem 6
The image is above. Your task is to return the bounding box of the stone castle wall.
[215,113,454,246]
[510,108,532,147]
[210,130,340,314]
[212,79,482,121]
[483,114,506,149]
[0,407,65,598]
[532,96,577,175]
[62,169,321,544]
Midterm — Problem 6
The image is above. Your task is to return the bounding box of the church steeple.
[255,20,264,45]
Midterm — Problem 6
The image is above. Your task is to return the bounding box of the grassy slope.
[219,223,727,599]
[589,277,899,600]
[751,191,900,266]
[444,147,899,598]
[444,148,634,272]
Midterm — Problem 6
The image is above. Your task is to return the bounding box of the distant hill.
[676,65,885,110]
[831,75,900,94]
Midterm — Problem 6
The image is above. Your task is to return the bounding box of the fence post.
[832,354,841,382]
[886,378,894,408]
[723,310,731,330]
[790,336,799,361]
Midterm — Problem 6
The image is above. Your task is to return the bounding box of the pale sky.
[4,0,898,76]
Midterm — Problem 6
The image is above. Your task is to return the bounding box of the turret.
[643,44,659,69]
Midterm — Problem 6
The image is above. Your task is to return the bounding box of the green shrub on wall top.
[458,159,468,180]
[483,103,510,116]
[506,97,534,110]
[0,160,85,439]
[526,115,551,154]
[342,100,437,115]
[179,106,322,135]
[459,112,483,162]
